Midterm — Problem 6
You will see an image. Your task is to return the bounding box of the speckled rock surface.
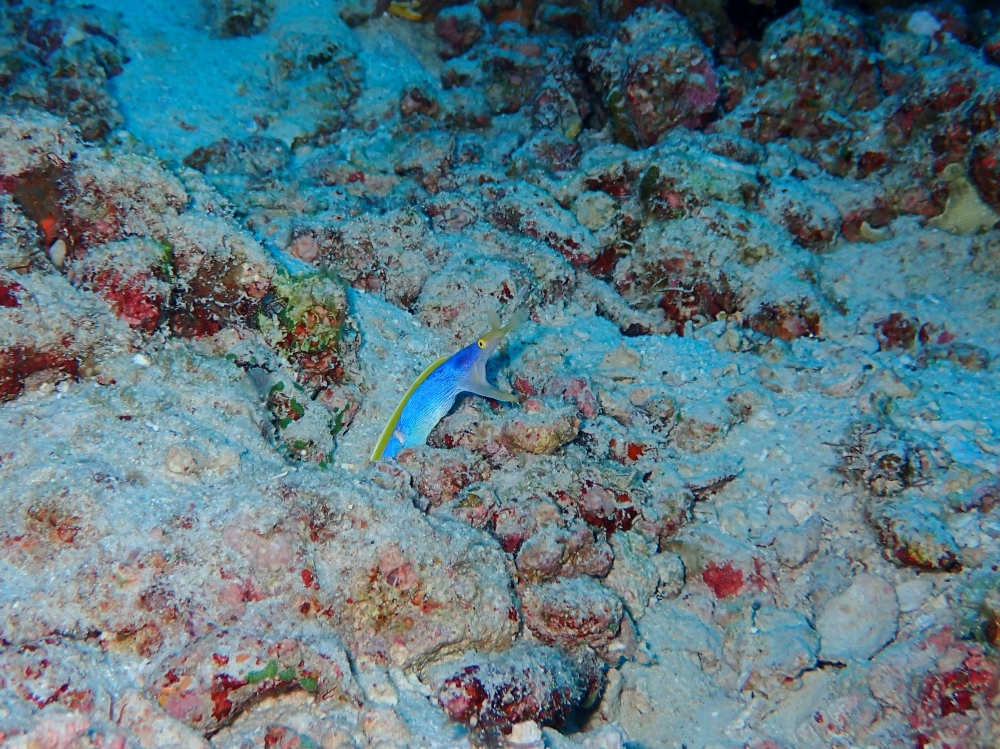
[816,573,900,663]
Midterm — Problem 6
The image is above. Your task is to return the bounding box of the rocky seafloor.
[1,0,1000,747]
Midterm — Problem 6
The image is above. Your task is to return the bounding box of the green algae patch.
[266,380,307,429]
[258,270,347,357]
[246,660,280,683]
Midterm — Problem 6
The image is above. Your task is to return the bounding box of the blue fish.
[370,310,527,461]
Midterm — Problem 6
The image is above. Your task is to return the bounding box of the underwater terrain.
[1,0,999,747]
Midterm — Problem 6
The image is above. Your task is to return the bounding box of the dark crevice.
[725,0,802,40]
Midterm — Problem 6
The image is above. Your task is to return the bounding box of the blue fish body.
[380,346,478,459]
[371,311,526,461]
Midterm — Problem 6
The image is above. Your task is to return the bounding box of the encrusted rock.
[432,645,602,737]
[311,492,520,669]
[485,181,598,267]
[578,8,718,148]
[769,515,823,570]
[435,5,483,59]
[0,269,132,402]
[501,400,582,455]
[713,5,882,175]
[316,210,443,309]
[0,8,126,140]
[150,630,357,733]
[416,253,535,342]
[816,574,899,664]
[970,129,1000,214]
[915,342,991,371]
[519,577,624,652]
[430,397,580,457]
[603,532,659,620]
[515,522,614,581]
[668,408,730,453]
[725,607,819,693]
[653,552,685,600]
[867,499,962,572]
[397,446,486,507]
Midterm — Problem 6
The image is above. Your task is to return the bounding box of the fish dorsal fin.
[369,355,449,462]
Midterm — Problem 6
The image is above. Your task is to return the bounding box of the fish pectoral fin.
[462,377,520,403]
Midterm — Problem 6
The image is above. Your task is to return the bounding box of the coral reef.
[2,0,1000,748]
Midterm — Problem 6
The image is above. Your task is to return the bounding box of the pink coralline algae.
[0,277,21,307]
[702,561,755,600]
[667,527,774,604]
[904,631,1000,749]
[71,239,170,334]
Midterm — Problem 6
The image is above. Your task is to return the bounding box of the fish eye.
[477,339,485,348]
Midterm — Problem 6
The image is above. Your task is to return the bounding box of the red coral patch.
[0,345,79,402]
[0,281,22,308]
[702,560,745,598]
